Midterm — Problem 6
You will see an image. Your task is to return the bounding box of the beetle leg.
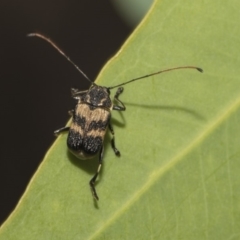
[68,109,74,116]
[113,87,126,111]
[108,122,120,156]
[71,88,88,100]
[89,146,104,200]
[54,126,70,136]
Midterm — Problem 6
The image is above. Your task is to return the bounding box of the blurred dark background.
[0,0,135,224]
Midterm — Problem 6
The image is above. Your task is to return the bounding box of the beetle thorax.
[83,85,112,108]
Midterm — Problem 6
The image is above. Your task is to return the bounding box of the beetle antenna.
[108,66,203,89]
[27,33,93,84]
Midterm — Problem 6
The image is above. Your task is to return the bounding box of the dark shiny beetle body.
[28,33,203,201]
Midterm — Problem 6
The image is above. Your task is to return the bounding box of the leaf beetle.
[28,33,203,200]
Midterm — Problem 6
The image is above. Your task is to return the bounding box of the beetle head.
[84,85,112,108]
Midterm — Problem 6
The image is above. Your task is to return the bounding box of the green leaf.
[1,0,240,239]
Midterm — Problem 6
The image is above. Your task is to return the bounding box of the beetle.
[28,33,203,200]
